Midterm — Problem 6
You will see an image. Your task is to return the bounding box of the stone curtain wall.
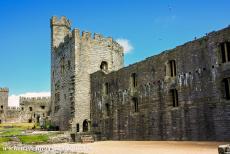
[19,97,51,123]
[90,27,230,141]
[0,88,9,123]
[50,16,124,131]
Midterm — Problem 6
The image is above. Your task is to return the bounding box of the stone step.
[80,135,94,143]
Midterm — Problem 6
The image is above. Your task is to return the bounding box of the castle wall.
[0,88,9,123]
[50,16,124,131]
[19,97,51,123]
[90,27,230,141]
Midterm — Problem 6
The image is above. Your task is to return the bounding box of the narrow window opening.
[171,89,179,107]
[100,61,108,71]
[170,60,176,77]
[76,123,79,132]
[220,42,230,63]
[131,73,137,87]
[0,105,3,109]
[29,107,33,111]
[68,60,71,70]
[40,106,45,109]
[105,103,110,116]
[223,78,230,100]
[132,97,139,112]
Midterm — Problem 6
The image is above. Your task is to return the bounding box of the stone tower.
[50,16,124,132]
[0,88,9,123]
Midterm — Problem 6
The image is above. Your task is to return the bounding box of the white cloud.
[8,92,50,107]
[116,39,134,54]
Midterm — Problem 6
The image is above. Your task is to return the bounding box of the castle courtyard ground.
[35,141,228,154]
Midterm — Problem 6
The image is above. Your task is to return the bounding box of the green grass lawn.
[18,134,49,144]
[0,123,35,129]
[0,128,23,137]
[0,137,11,143]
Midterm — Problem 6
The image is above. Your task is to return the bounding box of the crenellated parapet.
[72,29,123,53]
[0,87,9,92]
[50,16,71,29]
[20,96,50,101]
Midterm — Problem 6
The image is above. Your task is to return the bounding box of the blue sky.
[0,0,230,104]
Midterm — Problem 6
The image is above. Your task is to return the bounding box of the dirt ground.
[86,141,227,154]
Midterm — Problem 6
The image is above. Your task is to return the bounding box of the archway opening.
[83,120,89,132]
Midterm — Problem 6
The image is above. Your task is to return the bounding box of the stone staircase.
[80,135,94,143]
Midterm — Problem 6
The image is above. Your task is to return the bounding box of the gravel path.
[31,141,228,154]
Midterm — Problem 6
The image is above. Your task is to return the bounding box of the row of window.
[104,89,179,116]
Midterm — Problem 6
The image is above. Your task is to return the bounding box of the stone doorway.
[83,120,88,132]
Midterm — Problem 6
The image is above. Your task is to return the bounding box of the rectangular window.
[76,123,79,132]
[105,103,110,116]
[223,78,230,100]
[29,107,33,111]
[171,89,179,107]
[170,60,176,77]
[131,73,137,87]
[132,97,139,112]
[103,82,109,95]
[220,42,230,63]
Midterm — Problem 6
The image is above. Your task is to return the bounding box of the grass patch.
[0,128,23,137]
[0,123,35,129]
[0,137,11,143]
[0,150,39,154]
[18,135,49,144]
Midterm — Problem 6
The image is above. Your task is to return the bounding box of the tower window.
[76,123,79,132]
[29,107,33,111]
[223,78,230,100]
[40,106,45,109]
[103,82,109,95]
[220,42,230,63]
[131,73,137,88]
[100,61,108,71]
[166,60,176,77]
[132,97,139,112]
[0,105,3,109]
[105,103,110,116]
[171,89,179,107]
[68,60,71,70]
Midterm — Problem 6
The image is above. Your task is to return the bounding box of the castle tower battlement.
[50,16,71,29]
[0,88,9,92]
[50,16,124,131]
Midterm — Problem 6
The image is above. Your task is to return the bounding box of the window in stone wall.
[68,60,71,70]
[132,97,139,112]
[0,105,3,109]
[100,61,108,72]
[40,106,45,109]
[166,60,176,77]
[55,92,60,103]
[29,107,33,111]
[171,89,179,107]
[223,78,230,100]
[131,73,137,88]
[105,103,110,116]
[76,123,79,132]
[21,107,24,111]
[220,42,230,63]
[103,82,109,95]
[61,57,65,75]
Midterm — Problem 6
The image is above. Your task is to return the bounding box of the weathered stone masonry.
[0,88,9,123]
[90,27,230,141]
[50,16,124,131]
